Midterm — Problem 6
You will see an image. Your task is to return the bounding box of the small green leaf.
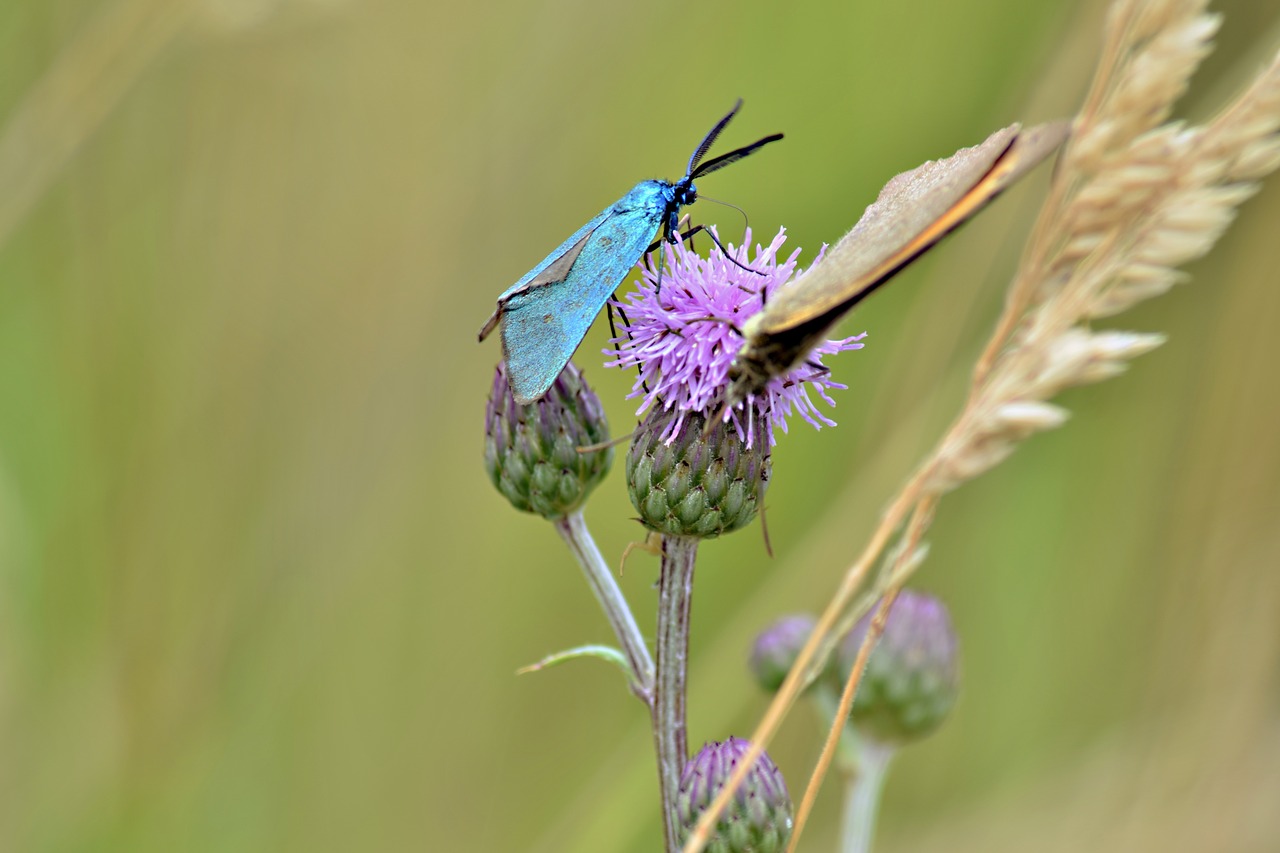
[517,644,631,685]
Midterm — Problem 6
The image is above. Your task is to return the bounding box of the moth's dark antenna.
[691,133,784,179]
[687,98,743,177]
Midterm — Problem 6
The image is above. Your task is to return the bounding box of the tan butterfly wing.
[726,121,1069,403]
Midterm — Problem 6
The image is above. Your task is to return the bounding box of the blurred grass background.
[0,0,1278,850]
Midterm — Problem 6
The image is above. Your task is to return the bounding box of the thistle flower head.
[606,228,865,448]
[483,361,612,520]
[676,737,793,853]
[835,590,960,746]
[626,408,769,539]
[749,614,819,693]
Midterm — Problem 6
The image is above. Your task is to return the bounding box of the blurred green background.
[1,0,1278,851]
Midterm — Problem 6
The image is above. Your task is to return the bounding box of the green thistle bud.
[626,409,769,539]
[749,614,818,693]
[483,361,612,520]
[676,737,793,853]
[835,590,960,746]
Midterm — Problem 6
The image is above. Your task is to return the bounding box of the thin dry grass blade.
[682,5,1280,851]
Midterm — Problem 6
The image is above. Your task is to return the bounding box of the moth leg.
[686,315,744,337]
[646,221,706,296]
[678,213,698,252]
[700,226,764,276]
[646,223,705,254]
[608,300,653,397]
[758,465,773,558]
[606,301,620,344]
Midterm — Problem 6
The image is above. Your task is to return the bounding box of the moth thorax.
[726,350,769,400]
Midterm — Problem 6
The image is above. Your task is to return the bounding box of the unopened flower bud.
[749,614,818,693]
[626,409,769,539]
[835,590,960,745]
[677,737,793,853]
[483,361,611,520]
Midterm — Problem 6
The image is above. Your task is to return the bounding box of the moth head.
[673,180,697,208]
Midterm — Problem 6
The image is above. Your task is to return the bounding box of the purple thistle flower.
[835,589,960,745]
[676,737,793,852]
[749,614,819,693]
[605,227,865,448]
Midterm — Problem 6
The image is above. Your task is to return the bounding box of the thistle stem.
[811,686,860,772]
[839,741,895,853]
[653,534,699,852]
[553,511,655,701]
[788,589,901,853]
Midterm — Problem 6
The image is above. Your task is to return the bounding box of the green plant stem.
[840,740,895,853]
[653,534,698,853]
[554,511,655,700]
[812,685,861,772]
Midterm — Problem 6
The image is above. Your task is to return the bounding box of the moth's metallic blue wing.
[481,180,672,404]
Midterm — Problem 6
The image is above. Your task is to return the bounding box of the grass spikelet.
[687,7,1280,851]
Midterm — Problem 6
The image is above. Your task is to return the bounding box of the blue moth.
[478,99,782,404]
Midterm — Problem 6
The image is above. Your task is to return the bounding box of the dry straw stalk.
[684,0,1280,849]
